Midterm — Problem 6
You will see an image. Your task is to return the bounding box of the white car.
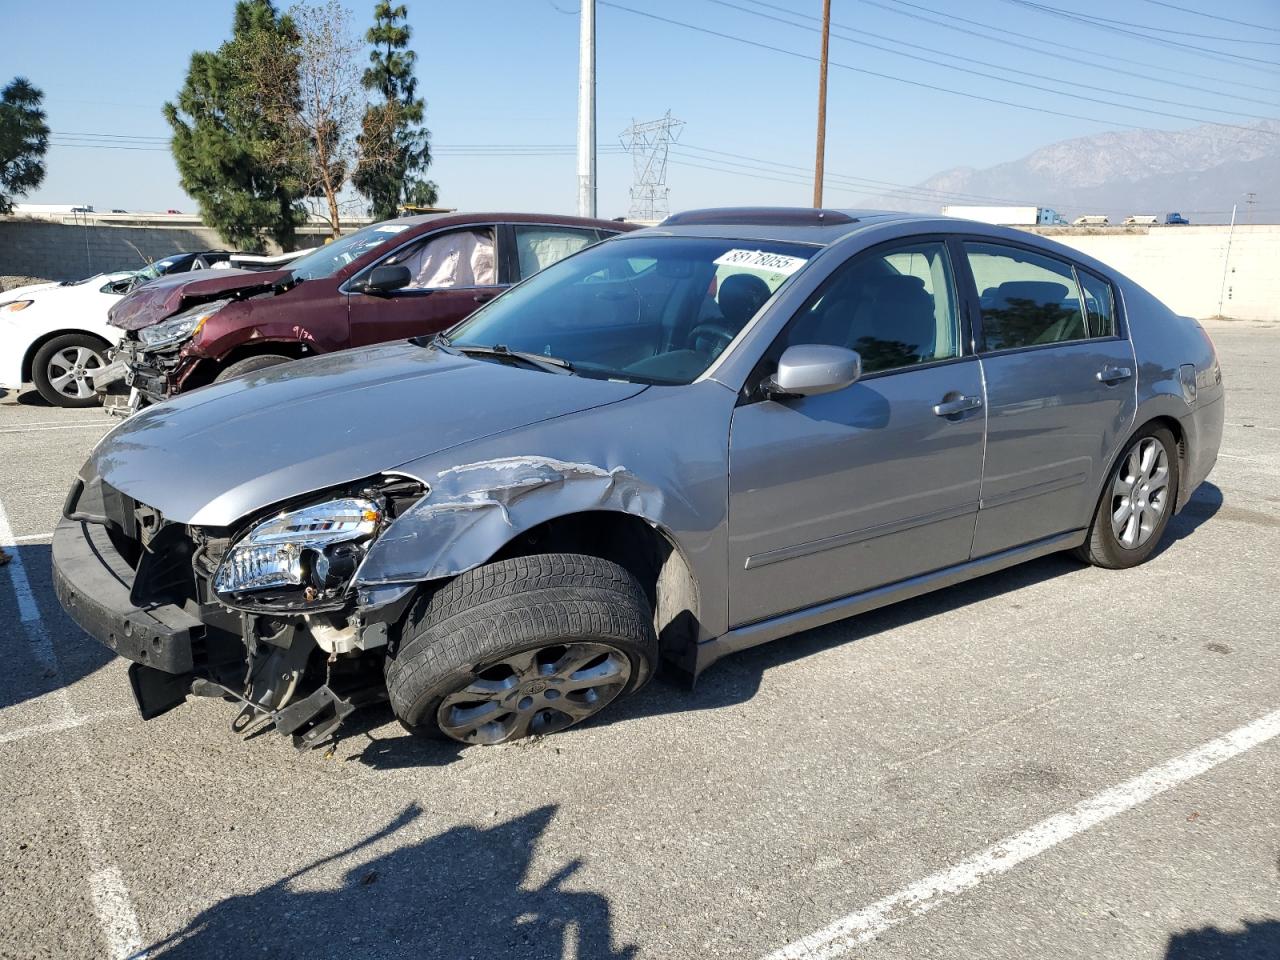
[0,272,136,407]
[0,252,232,407]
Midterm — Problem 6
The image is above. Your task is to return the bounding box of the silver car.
[52,208,1224,749]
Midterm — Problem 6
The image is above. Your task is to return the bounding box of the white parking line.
[763,707,1280,960]
[0,505,146,959]
[0,422,111,435]
[11,533,51,543]
[0,709,132,746]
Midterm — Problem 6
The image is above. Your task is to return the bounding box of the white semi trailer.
[941,205,1062,226]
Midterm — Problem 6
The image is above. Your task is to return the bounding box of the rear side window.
[1078,269,1118,338]
[965,242,1085,351]
[513,225,598,279]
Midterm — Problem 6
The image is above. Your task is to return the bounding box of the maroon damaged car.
[106,212,633,407]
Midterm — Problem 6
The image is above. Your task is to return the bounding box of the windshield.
[287,222,412,280]
[132,255,184,284]
[447,236,817,384]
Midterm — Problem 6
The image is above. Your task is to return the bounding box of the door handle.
[932,395,983,418]
[1096,366,1132,384]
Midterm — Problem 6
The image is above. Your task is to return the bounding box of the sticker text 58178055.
[713,249,808,276]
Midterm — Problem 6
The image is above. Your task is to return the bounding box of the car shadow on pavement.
[1164,918,1280,959]
[353,480,1226,770]
[142,802,637,960]
[0,544,117,711]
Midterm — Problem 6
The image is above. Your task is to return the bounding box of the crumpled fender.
[354,454,665,586]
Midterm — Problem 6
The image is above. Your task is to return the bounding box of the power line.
[863,0,1280,102]
[597,0,1273,144]
[707,0,1278,126]
[1051,7,1280,44]
[1137,0,1280,34]
[997,0,1280,71]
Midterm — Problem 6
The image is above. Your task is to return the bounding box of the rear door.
[346,225,502,346]
[961,239,1137,557]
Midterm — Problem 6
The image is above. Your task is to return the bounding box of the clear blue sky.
[6,0,1279,217]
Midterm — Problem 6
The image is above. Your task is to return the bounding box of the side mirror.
[357,264,412,295]
[764,344,861,398]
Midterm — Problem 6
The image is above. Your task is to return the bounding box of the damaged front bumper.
[51,483,416,748]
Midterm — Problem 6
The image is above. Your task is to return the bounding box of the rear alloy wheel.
[32,334,108,407]
[1075,424,1179,568]
[385,554,658,745]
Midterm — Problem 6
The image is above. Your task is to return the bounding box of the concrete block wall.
[0,220,228,281]
[1028,224,1280,322]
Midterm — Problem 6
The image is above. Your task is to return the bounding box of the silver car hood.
[84,341,647,526]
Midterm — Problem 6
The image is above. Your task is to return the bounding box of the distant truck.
[1124,215,1160,225]
[1165,212,1190,225]
[1072,215,1110,226]
[940,205,1061,226]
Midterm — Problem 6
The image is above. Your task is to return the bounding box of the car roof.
[632,207,917,245]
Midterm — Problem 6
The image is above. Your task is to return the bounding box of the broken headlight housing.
[139,299,230,350]
[212,497,382,601]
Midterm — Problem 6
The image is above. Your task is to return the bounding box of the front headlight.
[213,497,382,599]
[139,299,230,349]
[0,299,33,314]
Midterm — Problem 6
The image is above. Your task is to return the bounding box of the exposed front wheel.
[1075,424,1180,568]
[214,354,292,382]
[385,554,658,745]
[32,334,108,407]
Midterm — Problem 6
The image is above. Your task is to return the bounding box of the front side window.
[514,226,598,279]
[773,240,961,375]
[383,228,497,289]
[965,242,1086,351]
[1078,269,1118,338]
[447,236,817,384]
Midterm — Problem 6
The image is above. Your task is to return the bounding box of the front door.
[347,225,504,346]
[727,238,987,627]
[960,239,1138,556]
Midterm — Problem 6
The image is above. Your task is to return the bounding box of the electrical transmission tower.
[620,112,684,221]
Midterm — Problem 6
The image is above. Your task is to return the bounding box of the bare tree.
[243,0,401,238]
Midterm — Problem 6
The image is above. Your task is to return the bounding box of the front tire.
[385,554,658,745]
[214,354,291,382]
[1075,424,1179,569]
[31,334,109,407]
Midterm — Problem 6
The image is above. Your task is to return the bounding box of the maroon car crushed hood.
[108,268,292,331]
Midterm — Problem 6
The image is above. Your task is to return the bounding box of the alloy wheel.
[436,641,632,745]
[1110,437,1170,549]
[46,346,105,401]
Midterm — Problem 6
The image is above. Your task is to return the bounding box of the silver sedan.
[52,208,1223,749]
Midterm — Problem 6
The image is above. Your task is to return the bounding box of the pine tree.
[164,1,306,251]
[0,78,49,214]
[353,1,438,220]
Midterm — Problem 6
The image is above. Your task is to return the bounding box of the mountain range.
[871,119,1279,223]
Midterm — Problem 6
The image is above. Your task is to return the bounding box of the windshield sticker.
[375,224,411,234]
[713,249,807,276]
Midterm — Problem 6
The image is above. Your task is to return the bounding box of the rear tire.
[31,334,109,407]
[1075,424,1179,569]
[385,554,658,745]
[214,354,291,382]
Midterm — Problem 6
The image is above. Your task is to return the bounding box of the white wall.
[1024,224,1280,321]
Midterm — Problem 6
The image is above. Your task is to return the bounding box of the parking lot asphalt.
[1,318,1277,960]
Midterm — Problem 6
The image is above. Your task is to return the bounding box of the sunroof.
[660,207,858,227]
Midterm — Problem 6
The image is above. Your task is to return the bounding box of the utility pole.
[1245,191,1257,224]
[577,0,597,218]
[813,0,832,208]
